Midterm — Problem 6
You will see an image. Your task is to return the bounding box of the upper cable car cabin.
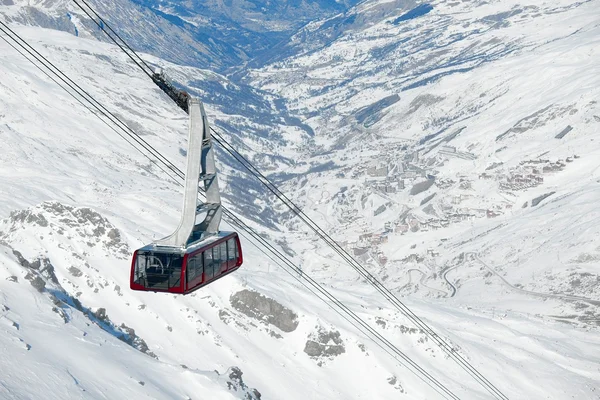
[129,97,242,295]
[130,232,242,294]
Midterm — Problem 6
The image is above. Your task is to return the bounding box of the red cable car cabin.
[130,232,242,294]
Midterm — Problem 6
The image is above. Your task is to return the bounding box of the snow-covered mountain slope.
[0,25,515,400]
[0,26,405,400]
[137,0,360,33]
[0,0,364,71]
[0,0,249,70]
[244,0,600,395]
[0,243,259,400]
[247,0,600,303]
[0,21,310,227]
[250,0,599,120]
[2,202,599,400]
[1,1,600,399]
[129,0,363,64]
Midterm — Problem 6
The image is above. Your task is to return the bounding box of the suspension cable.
[0,24,180,186]
[72,0,154,78]
[0,22,463,399]
[65,6,509,399]
[211,129,509,399]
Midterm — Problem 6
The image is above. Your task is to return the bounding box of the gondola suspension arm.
[154,98,222,248]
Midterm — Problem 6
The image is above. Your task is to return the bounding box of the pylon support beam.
[154,98,222,248]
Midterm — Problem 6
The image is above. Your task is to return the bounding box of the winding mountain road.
[437,252,600,306]
[405,268,450,297]
[469,252,600,306]
[440,265,459,298]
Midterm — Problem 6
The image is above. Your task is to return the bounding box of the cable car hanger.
[130,95,242,294]
[157,97,221,246]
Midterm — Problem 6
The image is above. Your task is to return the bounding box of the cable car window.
[134,253,147,284]
[187,255,196,282]
[227,239,236,261]
[135,252,183,290]
[193,254,199,280]
[204,248,214,280]
[213,244,222,274]
[218,242,227,273]
[220,242,227,262]
[187,252,203,283]
[167,255,182,288]
[196,253,204,280]
[214,245,220,273]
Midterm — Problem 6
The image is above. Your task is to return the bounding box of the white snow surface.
[0,1,600,399]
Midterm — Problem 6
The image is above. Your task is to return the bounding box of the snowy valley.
[1,0,600,399]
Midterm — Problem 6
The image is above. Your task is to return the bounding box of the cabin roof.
[137,231,235,254]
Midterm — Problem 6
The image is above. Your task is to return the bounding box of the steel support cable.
[219,209,460,400]
[0,27,182,188]
[71,0,155,79]
[0,21,183,183]
[216,198,459,399]
[210,130,508,400]
[231,224,421,385]
[66,6,507,398]
[0,25,461,400]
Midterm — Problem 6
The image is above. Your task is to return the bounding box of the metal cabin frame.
[154,97,222,249]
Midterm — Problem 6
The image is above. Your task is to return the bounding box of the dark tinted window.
[227,239,236,261]
[204,248,214,280]
[187,253,203,283]
[213,246,219,261]
[197,253,204,279]
[219,242,227,262]
[213,244,221,275]
[187,255,196,282]
[134,252,147,282]
[218,242,227,273]
[135,252,183,290]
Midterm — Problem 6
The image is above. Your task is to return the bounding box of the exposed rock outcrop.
[230,289,299,333]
